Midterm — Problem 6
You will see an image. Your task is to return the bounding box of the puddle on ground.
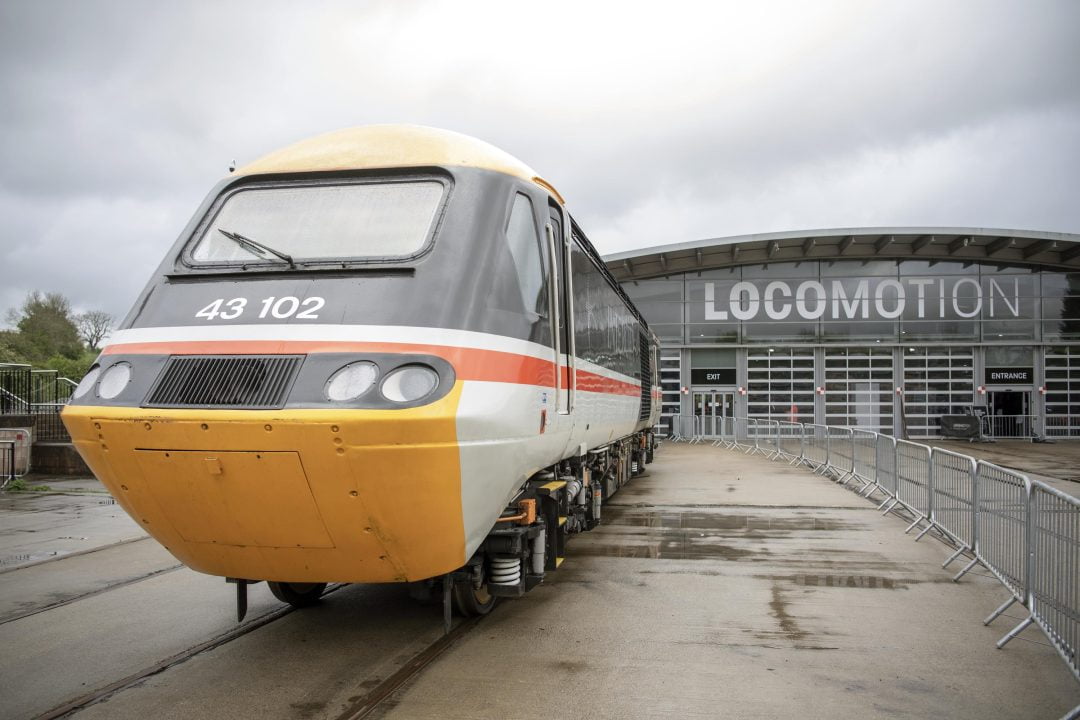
[573,535,759,561]
[602,507,855,532]
[768,582,808,640]
[758,573,908,589]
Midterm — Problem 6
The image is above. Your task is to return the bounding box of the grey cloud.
[1,0,1078,324]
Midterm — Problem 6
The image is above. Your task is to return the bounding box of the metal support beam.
[947,236,970,255]
[1023,239,1057,259]
[622,259,634,276]
[659,253,668,270]
[731,244,740,262]
[874,235,894,253]
[695,248,703,266]
[802,237,815,255]
[912,235,935,252]
[986,236,1015,256]
[838,236,855,254]
[767,240,780,258]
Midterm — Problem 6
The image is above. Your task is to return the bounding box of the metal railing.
[983,414,1037,439]
[702,415,1079,682]
[0,441,15,490]
[0,363,75,443]
[1045,415,1080,438]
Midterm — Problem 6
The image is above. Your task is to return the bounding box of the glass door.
[693,392,733,436]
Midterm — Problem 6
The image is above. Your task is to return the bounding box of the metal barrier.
[732,417,754,452]
[874,433,897,502]
[851,429,877,491]
[669,414,692,442]
[929,447,976,554]
[891,440,932,530]
[1045,415,1080,438]
[0,440,15,490]
[802,424,829,471]
[753,419,780,458]
[983,414,1037,439]
[777,421,803,463]
[827,426,855,482]
[963,462,1030,603]
[1027,483,1079,678]
[706,418,1079,681]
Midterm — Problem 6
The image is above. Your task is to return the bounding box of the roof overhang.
[604,227,1080,281]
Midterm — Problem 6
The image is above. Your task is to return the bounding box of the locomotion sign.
[703,277,1025,322]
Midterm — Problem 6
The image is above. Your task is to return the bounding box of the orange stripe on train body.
[102,340,641,396]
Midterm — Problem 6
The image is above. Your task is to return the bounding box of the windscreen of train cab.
[184,177,447,268]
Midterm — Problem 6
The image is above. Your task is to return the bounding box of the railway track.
[0,563,184,626]
[0,536,150,575]
[28,583,482,720]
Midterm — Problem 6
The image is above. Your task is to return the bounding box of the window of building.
[824,347,894,432]
[1045,347,1080,437]
[901,346,974,437]
[746,347,815,423]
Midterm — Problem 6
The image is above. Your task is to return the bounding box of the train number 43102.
[195,296,325,321]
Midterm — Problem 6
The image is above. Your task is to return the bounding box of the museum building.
[604,228,1080,439]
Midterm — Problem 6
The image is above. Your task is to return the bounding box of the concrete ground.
[0,445,1075,719]
[373,444,1078,719]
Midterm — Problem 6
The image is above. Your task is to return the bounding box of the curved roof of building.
[604,227,1080,281]
[236,124,564,202]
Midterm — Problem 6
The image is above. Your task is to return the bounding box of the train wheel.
[452,572,497,617]
[267,581,327,608]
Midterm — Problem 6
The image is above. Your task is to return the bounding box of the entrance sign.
[984,367,1033,384]
[703,277,1022,322]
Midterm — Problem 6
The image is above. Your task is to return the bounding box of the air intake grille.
[145,355,303,409]
[639,334,652,420]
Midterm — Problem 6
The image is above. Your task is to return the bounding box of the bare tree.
[76,310,113,352]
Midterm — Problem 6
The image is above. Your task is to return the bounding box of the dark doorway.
[986,390,1031,437]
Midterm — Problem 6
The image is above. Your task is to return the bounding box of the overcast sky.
[1,0,1078,325]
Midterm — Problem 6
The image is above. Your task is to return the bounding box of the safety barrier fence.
[983,414,1037,439]
[1046,415,1080,438]
[674,416,1080,683]
[0,441,15,489]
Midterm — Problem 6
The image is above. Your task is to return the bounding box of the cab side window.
[505,192,549,323]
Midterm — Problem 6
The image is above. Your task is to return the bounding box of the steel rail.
[31,584,347,720]
[0,536,150,576]
[332,615,484,720]
[0,563,184,626]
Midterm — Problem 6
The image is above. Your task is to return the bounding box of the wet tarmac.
[0,445,1076,719]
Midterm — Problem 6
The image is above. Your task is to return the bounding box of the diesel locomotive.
[62,125,661,618]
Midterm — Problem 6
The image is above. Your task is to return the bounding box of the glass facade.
[620,259,1080,438]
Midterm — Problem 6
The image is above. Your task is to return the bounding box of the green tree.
[5,291,84,364]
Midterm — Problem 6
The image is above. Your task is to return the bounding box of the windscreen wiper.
[217,228,296,268]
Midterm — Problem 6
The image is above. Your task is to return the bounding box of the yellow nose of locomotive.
[61,383,467,584]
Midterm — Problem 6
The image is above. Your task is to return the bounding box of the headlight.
[97,362,132,399]
[72,365,100,399]
[325,361,378,402]
[381,365,439,403]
